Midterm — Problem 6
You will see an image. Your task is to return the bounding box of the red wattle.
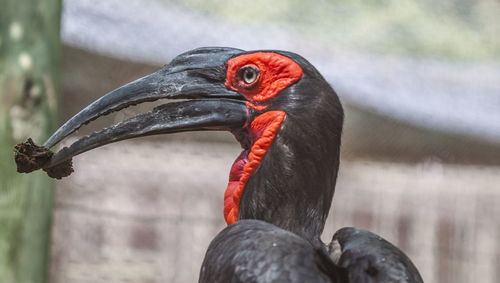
[223,110,286,225]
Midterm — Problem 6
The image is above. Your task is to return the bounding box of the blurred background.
[1,0,499,282]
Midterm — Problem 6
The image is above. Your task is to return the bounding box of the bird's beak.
[42,51,247,169]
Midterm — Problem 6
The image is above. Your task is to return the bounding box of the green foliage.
[0,0,61,282]
[167,0,500,60]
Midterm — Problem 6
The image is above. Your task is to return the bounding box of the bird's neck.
[228,112,342,243]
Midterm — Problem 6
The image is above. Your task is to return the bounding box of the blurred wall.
[46,1,500,282]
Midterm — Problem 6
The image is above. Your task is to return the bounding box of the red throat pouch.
[224,110,286,224]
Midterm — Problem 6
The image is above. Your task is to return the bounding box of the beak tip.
[43,137,56,149]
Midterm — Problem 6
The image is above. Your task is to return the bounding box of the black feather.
[330,227,424,283]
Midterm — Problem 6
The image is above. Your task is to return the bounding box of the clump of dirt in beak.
[14,138,74,179]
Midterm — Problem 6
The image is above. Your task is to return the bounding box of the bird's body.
[18,47,423,282]
[200,221,423,283]
[200,220,344,283]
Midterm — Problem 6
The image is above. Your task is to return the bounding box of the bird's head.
[41,47,344,241]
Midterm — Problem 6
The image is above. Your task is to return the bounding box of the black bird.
[33,47,423,282]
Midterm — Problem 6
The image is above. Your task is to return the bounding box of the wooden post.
[0,0,61,282]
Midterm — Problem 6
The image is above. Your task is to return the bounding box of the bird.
[28,47,423,282]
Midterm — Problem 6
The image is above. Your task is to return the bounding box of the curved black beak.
[41,47,248,170]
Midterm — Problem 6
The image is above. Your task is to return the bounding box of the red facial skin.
[223,52,303,225]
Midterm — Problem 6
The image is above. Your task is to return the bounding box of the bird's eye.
[240,65,260,85]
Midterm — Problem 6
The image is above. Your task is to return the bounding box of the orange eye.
[238,65,260,87]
